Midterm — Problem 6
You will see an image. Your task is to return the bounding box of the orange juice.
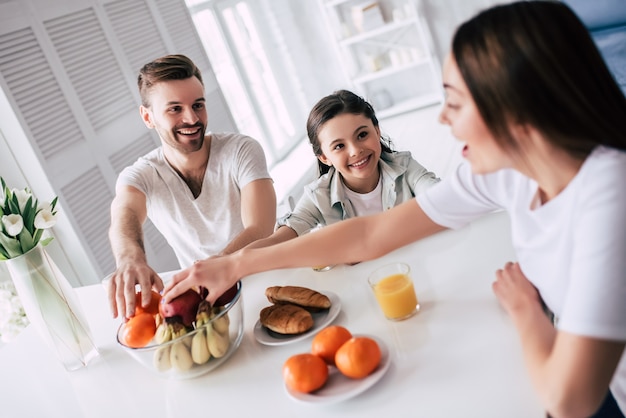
[371,273,419,320]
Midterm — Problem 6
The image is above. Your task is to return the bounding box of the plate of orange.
[284,335,391,404]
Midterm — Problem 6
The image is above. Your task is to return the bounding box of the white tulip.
[37,201,52,212]
[11,188,32,212]
[2,214,24,236]
[34,208,57,229]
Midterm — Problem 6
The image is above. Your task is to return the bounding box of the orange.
[134,290,162,316]
[283,353,328,393]
[311,325,353,366]
[122,312,157,348]
[335,336,381,379]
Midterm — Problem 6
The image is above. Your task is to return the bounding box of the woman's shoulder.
[588,145,626,165]
[577,146,626,193]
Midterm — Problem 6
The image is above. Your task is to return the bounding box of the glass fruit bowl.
[116,281,244,380]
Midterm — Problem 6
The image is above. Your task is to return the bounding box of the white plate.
[253,291,341,346]
[285,335,391,404]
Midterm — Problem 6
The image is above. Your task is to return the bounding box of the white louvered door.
[0,0,236,286]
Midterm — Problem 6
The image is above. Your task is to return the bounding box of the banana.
[170,321,192,348]
[191,328,211,364]
[206,323,230,358]
[210,307,230,336]
[153,321,173,371]
[153,346,171,371]
[195,300,211,328]
[170,341,194,371]
[155,312,163,328]
[155,322,172,344]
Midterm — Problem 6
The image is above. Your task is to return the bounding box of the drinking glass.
[368,262,419,321]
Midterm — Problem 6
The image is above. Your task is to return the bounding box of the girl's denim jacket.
[276,151,440,236]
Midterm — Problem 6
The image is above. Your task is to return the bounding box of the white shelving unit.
[319,0,442,118]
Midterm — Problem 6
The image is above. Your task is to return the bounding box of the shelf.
[352,58,429,84]
[376,93,442,119]
[318,0,442,122]
[340,18,417,46]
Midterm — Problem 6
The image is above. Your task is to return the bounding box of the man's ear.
[317,153,332,167]
[140,105,154,129]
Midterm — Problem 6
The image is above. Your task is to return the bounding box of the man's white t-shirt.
[116,132,271,269]
[416,146,626,411]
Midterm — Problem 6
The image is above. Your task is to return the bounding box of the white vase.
[4,245,99,371]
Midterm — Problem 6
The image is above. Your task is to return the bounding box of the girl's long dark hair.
[452,1,626,158]
[306,90,393,176]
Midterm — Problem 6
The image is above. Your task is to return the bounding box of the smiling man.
[107,54,276,319]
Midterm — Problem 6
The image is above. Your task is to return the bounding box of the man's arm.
[107,185,162,318]
[218,178,277,255]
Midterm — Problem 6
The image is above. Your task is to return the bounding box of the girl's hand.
[492,262,542,318]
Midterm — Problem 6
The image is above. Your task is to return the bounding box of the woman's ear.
[317,154,332,167]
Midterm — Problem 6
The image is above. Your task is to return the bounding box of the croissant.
[265,286,331,310]
[259,304,314,335]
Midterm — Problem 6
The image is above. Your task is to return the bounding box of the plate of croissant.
[254,286,341,346]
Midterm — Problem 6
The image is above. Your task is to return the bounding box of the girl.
[247,89,439,249]
[165,2,626,416]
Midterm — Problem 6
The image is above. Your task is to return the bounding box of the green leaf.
[50,196,58,211]
[18,227,35,253]
[0,232,22,258]
[8,192,19,214]
[0,243,9,260]
[40,236,54,247]
[33,228,43,246]
[22,196,35,234]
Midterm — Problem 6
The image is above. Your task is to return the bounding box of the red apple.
[159,289,202,327]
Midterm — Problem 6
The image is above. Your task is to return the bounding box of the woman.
[164,2,626,415]
[248,89,438,249]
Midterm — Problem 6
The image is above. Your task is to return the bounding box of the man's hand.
[106,261,163,319]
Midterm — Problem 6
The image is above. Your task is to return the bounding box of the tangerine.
[311,325,353,366]
[283,353,328,393]
[122,312,157,348]
[335,336,381,379]
[134,290,162,315]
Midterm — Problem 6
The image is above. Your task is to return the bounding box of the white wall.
[420,0,509,63]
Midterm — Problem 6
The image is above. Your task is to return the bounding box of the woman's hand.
[492,261,542,319]
[162,255,239,306]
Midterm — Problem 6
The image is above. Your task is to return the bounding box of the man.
[107,54,276,319]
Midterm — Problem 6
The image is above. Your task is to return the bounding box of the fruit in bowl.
[116,281,244,380]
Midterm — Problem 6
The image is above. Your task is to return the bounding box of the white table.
[0,211,545,417]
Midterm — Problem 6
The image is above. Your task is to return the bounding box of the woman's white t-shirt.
[416,146,626,411]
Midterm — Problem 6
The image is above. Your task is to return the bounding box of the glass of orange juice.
[368,262,419,321]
